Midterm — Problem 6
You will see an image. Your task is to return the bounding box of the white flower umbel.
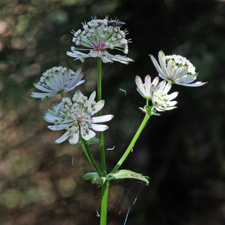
[150,50,206,87]
[44,90,113,145]
[135,75,178,112]
[31,67,84,100]
[67,17,133,64]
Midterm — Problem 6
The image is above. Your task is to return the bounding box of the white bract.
[67,17,133,64]
[150,50,206,87]
[135,75,178,112]
[135,75,159,100]
[31,67,84,100]
[44,90,113,145]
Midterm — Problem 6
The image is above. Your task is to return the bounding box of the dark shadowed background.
[1,0,225,224]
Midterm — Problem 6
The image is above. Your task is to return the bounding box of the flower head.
[44,90,113,145]
[67,17,133,64]
[31,67,84,100]
[150,50,206,87]
[135,75,178,112]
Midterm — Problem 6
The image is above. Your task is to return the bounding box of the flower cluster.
[44,90,113,145]
[67,17,133,64]
[135,75,178,112]
[150,50,206,87]
[31,67,84,100]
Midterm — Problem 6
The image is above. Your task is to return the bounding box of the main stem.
[100,180,110,225]
[97,57,107,176]
[97,57,109,225]
[110,114,150,174]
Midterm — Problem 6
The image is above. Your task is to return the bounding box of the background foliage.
[1,0,225,224]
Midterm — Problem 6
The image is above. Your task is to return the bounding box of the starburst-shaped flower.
[67,17,133,64]
[135,75,178,112]
[44,90,113,145]
[150,50,206,87]
[31,67,84,100]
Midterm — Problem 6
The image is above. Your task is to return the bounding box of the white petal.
[135,76,146,97]
[150,55,166,78]
[174,67,189,80]
[66,70,84,91]
[89,51,101,58]
[158,80,167,92]
[48,124,69,131]
[152,76,159,86]
[92,115,114,123]
[158,73,169,82]
[55,131,70,144]
[101,55,113,63]
[168,101,178,107]
[34,83,54,92]
[91,124,109,131]
[44,113,60,123]
[63,68,71,83]
[162,82,172,94]
[58,71,64,90]
[167,59,176,79]
[158,50,168,76]
[177,77,196,84]
[68,132,79,145]
[111,54,133,64]
[67,50,89,59]
[89,91,96,104]
[66,78,83,92]
[165,106,177,111]
[113,54,133,62]
[137,88,147,99]
[80,127,96,140]
[168,92,179,100]
[45,76,60,91]
[145,75,151,98]
[76,79,85,86]
[90,100,104,115]
[31,92,58,98]
[177,81,206,87]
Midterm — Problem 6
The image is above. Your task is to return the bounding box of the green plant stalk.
[81,142,103,177]
[110,113,151,174]
[97,57,107,176]
[97,57,109,225]
[100,180,110,225]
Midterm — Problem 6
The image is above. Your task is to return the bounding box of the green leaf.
[152,109,161,116]
[42,96,49,101]
[83,172,98,180]
[83,172,106,185]
[75,137,99,146]
[139,107,146,114]
[86,137,99,144]
[107,170,149,185]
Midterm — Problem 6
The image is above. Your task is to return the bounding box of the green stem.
[100,180,110,225]
[59,90,64,98]
[81,141,103,177]
[97,57,107,176]
[110,113,151,174]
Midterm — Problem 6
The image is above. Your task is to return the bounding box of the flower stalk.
[110,113,151,175]
[81,141,103,177]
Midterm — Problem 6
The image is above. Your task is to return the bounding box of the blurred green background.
[1,0,225,224]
